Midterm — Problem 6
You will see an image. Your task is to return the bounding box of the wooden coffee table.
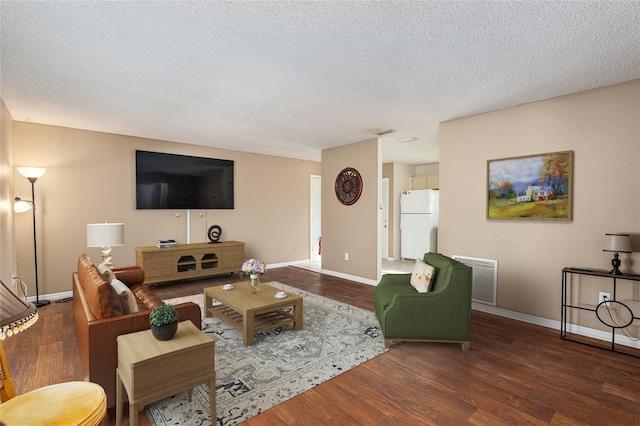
[204,282,303,346]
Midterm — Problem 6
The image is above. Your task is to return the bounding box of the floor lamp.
[14,167,49,308]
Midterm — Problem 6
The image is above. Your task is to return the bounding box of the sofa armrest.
[379,273,412,286]
[113,266,144,286]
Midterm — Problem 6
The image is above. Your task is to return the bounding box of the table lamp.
[0,279,39,401]
[87,222,125,267]
[603,233,632,275]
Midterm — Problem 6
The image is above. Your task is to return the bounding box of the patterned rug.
[145,281,387,426]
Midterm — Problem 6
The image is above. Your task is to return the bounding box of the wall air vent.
[371,128,396,136]
[452,255,498,306]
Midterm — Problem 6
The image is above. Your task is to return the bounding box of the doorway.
[310,175,321,262]
[381,178,389,260]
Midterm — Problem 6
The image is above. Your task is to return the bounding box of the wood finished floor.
[3,266,640,425]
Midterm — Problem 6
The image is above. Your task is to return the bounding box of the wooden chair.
[0,341,17,402]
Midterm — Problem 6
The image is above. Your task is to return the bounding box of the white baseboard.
[27,290,73,304]
[270,259,311,269]
[312,268,378,286]
[472,302,640,350]
[270,260,378,286]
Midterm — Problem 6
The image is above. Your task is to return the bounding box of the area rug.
[145,281,387,426]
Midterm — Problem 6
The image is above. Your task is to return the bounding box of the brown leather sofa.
[72,253,201,408]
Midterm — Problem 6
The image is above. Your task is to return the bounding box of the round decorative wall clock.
[335,167,363,206]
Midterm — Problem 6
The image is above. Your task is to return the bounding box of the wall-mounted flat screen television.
[136,150,234,210]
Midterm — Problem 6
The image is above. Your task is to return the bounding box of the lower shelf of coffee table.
[207,305,296,333]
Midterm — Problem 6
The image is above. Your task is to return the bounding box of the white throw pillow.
[97,263,113,282]
[110,278,139,314]
[410,259,436,293]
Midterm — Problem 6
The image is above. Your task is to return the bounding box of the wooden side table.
[116,321,215,426]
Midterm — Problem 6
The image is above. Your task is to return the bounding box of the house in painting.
[526,185,554,201]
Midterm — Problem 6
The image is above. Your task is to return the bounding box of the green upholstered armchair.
[374,252,472,351]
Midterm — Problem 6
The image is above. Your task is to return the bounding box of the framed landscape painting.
[487,150,573,220]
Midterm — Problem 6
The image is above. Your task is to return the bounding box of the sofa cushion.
[110,278,139,314]
[77,254,94,289]
[97,263,113,281]
[84,266,123,319]
[410,259,436,293]
[423,253,453,292]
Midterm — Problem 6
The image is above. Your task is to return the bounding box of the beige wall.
[439,80,640,322]
[416,163,439,177]
[322,138,380,281]
[11,122,320,296]
[0,100,15,288]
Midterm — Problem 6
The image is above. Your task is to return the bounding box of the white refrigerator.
[400,189,439,260]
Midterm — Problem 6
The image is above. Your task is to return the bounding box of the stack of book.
[156,239,177,248]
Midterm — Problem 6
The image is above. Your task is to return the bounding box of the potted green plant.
[149,303,179,341]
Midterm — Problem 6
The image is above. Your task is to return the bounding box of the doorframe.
[309,175,322,262]
[381,178,389,260]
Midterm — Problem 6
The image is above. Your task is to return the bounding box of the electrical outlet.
[11,274,19,291]
[344,253,349,261]
[599,291,611,307]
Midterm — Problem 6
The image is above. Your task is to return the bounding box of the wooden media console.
[135,241,245,285]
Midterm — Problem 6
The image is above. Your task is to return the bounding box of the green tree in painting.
[489,180,516,199]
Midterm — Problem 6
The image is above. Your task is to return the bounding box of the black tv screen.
[136,150,234,209]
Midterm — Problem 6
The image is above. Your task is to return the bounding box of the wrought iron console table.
[561,267,640,358]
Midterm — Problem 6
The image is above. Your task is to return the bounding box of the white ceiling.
[2,1,639,165]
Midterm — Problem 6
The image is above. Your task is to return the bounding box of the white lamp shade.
[603,234,632,253]
[17,167,47,179]
[87,223,125,247]
[14,200,32,213]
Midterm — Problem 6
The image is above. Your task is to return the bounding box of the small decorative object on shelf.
[241,258,266,294]
[149,304,179,341]
[208,225,222,243]
[156,239,177,248]
[602,233,632,275]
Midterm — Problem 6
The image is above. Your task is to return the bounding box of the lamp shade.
[0,280,38,340]
[603,233,632,253]
[86,223,125,247]
[13,199,32,213]
[17,167,46,179]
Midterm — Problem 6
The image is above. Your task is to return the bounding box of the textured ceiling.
[1,1,639,165]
